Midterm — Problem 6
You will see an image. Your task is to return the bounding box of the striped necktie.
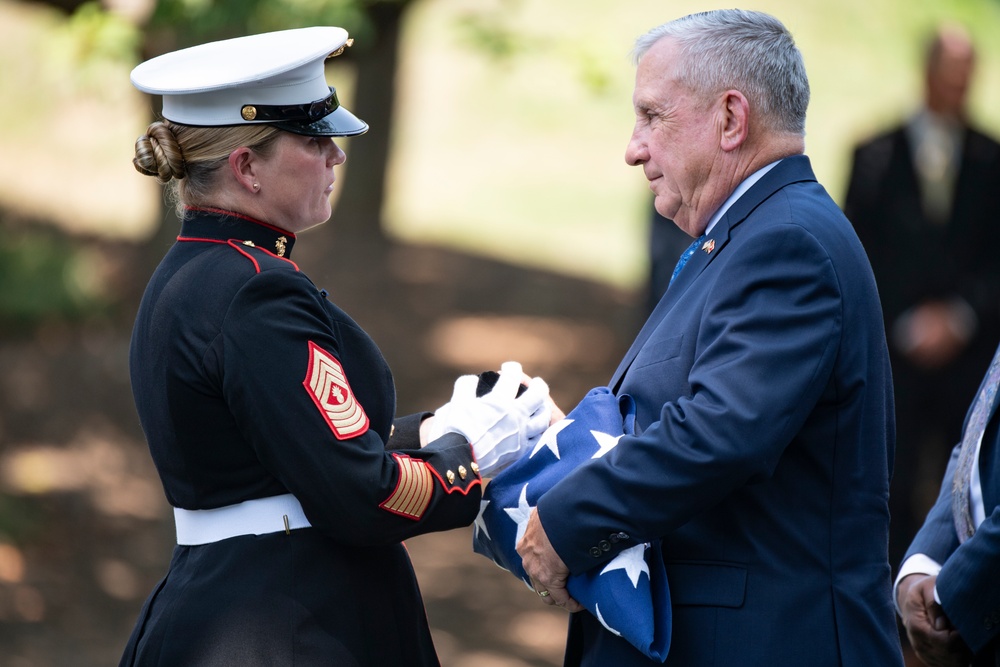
[952,342,1000,542]
[669,235,706,288]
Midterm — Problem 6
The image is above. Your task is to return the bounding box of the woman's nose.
[328,140,346,166]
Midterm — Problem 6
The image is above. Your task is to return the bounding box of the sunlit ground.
[425,315,617,372]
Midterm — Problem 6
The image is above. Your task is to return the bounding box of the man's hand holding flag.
[472,387,672,662]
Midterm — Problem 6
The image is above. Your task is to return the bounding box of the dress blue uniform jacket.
[120,208,481,667]
[905,371,1000,665]
[538,156,904,666]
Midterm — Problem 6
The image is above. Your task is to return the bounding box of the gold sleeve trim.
[380,454,433,520]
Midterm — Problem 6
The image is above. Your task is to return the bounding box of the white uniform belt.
[174,493,312,546]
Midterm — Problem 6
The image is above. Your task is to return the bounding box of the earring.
[252,183,260,191]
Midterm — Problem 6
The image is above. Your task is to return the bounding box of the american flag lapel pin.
[701,238,716,254]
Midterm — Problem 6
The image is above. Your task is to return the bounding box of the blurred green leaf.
[0,228,110,332]
[0,495,44,544]
[454,12,525,61]
[146,0,417,50]
[45,2,142,91]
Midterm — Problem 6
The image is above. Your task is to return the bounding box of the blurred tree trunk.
[296,1,410,282]
[25,0,87,12]
[22,0,415,287]
[336,2,407,247]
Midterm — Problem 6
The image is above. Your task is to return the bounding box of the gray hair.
[632,9,809,134]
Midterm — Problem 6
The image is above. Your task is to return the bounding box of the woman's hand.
[429,362,553,475]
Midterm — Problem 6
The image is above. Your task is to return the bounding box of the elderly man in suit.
[516,9,904,666]
[897,341,1000,667]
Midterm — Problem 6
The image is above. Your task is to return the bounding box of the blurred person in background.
[844,23,1000,571]
[645,205,695,315]
[119,26,553,666]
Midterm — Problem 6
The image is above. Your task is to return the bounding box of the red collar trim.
[174,237,300,274]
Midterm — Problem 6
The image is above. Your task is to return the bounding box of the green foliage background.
[1,0,999,291]
[385,0,1000,287]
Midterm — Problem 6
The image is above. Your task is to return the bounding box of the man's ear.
[720,90,750,152]
[228,147,258,194]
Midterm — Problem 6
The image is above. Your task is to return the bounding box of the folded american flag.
[472,387,672,662]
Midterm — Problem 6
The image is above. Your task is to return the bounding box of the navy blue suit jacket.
[905,361,1000,662]
[538,156,904,666]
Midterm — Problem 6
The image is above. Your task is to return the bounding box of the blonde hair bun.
[133,121,185,184]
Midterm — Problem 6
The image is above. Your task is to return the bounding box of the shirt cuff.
[893,553,943,615]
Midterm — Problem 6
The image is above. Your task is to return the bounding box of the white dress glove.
[429,361,552,476]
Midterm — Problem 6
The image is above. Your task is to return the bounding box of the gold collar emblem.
[275,236,288,257]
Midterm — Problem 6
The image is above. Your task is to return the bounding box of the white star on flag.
[530,418,572,459]
[504,484,534,546]
[600,543,650,587]
[595,603,623,637]
[591,430,623,459]
[474,499,491,541]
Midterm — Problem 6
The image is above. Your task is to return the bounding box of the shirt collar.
[704,160,781,235]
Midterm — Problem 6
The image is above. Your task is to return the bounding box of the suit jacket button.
[618,532,630,540]
[599,540,611,552]
[609,533,620,544]
[589,547,602,558]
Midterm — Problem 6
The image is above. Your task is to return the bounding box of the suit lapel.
[609,226,729,391]
[609,156,819,392]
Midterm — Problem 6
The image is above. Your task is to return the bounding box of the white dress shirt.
[704,161,779,236]
[894,433,986,609]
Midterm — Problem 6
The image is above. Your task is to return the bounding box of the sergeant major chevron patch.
[303,341,369,440]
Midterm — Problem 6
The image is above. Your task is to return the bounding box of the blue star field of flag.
[472,387,672,662]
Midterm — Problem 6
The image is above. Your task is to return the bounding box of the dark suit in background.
[646,207,695,315]
[844,23,1000,570]
[898,343,1000,666]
